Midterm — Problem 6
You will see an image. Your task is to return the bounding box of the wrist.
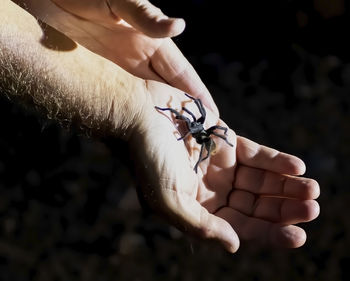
[1,1,151,141]
[107,77,151,140]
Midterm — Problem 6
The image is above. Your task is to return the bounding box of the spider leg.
[193,140,214,173]
[182,107,197,122]
[184,93,196,101]
[207,125,233,146]
[155,106,192,140]
[207,125,228,135]
[155,106,191,126]
[155,106,181,116]
[202,139,214,161]
[184,93,206,123]
[210,132,234,147]
[194,143,205,173]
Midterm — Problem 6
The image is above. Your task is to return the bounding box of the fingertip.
[307,179,320,199]
[203,213,240,253]
[167,18,186,37]
[109,0,185,38]
[288,200,320,224]
[225,239,240,253]
[306,200,320,221]
[294,157,306,175]
[291,227,307,248]
[283,155,306,175]
[157,17,186,37]
[272,225,306,248]
[220,223,240,253]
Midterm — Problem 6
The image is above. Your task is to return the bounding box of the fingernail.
[159,18,186,37]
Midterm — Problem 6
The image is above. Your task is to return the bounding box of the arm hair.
[0,0,147,138]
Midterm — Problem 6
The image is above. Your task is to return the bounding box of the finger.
[108,0,186,38]
[229,190,320,224]
[51,0,114,22]
[234,166,320,199]
[159,189,240,253]
[216,207,307,248]
[151,39,219,115]
[236,136,306,175]
[198,210,240,253]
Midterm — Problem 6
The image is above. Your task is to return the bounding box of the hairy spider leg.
[182,107,197,122]
[184,93,206,123]
[207,125,233,146]
[155,106,192,140]
[194,143,205,173]
[207,125,228,135]
[193,138,215,173]
[212,132,234,147]
[203,138,215,160]
[155,106,190,124]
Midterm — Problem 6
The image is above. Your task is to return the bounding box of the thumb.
[196,208,240,253]
[108,0,186,37]
[160,190,240,253]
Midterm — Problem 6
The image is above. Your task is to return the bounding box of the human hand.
[19,0,217,113]
[51,0,186,38]
[131,80,320,252]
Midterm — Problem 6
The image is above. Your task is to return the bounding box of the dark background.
[1,0,350,280]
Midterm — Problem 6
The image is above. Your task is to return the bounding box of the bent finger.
[234,166,320,199]
[229,190,320,224]
[108,0,185,37]
[151,39,219,114]
[216,207,307,248]
[236,136,306,175]
[159,189,240,253]
[51,0,114,22]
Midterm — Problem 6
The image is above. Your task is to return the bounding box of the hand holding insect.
[155,93,233,172]
[131,80,320,252]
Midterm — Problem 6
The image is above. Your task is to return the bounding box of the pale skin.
[134,85,320,252]
[1,0,320,253]
[17,0,219,114]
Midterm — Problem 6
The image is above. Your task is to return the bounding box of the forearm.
[0,0,147,138]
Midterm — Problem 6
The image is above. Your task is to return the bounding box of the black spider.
[155,93,233,173]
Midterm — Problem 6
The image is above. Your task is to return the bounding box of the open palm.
[132,81,320,252]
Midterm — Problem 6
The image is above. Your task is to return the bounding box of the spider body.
[187,122,206,141]
[190,125,216,150]
[155,93,233,173]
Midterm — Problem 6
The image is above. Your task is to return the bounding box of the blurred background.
[1,0,349,280]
